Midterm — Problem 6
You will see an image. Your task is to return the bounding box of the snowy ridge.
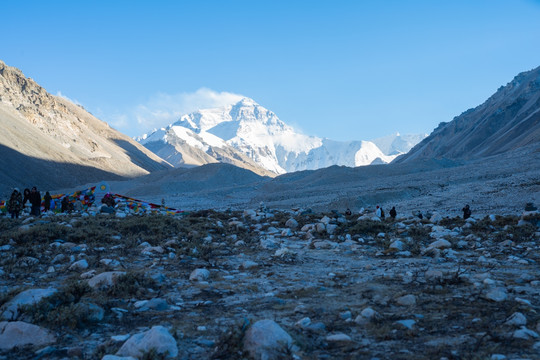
[138,98,423,174]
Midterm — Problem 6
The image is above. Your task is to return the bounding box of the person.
[43,191,52,212]
[101,193,115,207]
[389,206,397,219]
[73,199,83,212]
[61,196,70,213]
[462,204,471,220]
[375,205,382,218]
[7,188,23,219]
[28,186,41,217]
[22,188,31,206]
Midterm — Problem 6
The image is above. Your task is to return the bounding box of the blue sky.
[2,0,540,141]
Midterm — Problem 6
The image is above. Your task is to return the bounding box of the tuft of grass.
[106,271,157,298]
[20,280,93,329]
[346,220,391,237]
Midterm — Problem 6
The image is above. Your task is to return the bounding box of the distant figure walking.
[375,205,381,218]
[28,186,41,217]
[462,204,471,220]
[389,206,397,220]
[43,191,52,212]
[7,188,23,219]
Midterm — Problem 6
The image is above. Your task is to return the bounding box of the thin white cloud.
[120,88,245,136]
[56,91,82,106]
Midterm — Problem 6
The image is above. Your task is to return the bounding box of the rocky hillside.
[396,66,540,162]
[0,60,171,195]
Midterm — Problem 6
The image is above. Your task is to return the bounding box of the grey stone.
[116,325,178,358]
[243,319,293,360]
[0,321,56,350]
[1,288,57,320]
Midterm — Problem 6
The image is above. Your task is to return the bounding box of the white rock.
[320,216,331,224]
[1,288,57,320]
[395,319,416,329]
[69,259,89,271]
[513,326,539,340]
[87,271,126,289]
[243,320,293,360]
[485,287,508,302]
[326,333,352,342]
[295,317,311,328]
[241,261,259,270]
[326,224,338,235]
[189,268,210,281]
[430,213,443,223]
[389,240,405,251]
[360,307,377,319]
[505,312,527,326]
[285,218,298,229]
[116,325,178,358]
[428,239,452,249]
[0,321,56,350]
[281,228,294,237]
[396,294,416,306]
[315,223,326,233]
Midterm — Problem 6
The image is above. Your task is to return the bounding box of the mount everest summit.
[137,98,426,175]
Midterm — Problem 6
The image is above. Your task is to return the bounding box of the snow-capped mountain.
[138,98,423,174]
[371,132,428,156]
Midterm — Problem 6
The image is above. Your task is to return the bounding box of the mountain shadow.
[111,139,172,172]
[0,144,127,198]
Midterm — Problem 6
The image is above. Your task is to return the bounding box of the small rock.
[189,268,210,281]
[69,259,89,271]
[326,333,351,342]
[87,272,126,289]
[505,312,527,326]
[285,218,298,229]
[396,294,416,306]
[513,326,539,340]
[395,319,416,329]
[484,287,508,302]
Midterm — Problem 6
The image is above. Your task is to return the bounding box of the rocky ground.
[0,205,540,359]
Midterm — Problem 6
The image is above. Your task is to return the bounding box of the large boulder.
[116,325,178,359]
[0,288,57,320]
[0,321,56,350]
[243,319,293,360]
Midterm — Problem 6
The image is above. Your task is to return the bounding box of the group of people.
[5,187,90,219]
[6,187,48,219]
[346,204,472,221]
[374,205,397,220]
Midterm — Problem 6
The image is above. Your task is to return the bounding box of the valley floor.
[0,207,539,359]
